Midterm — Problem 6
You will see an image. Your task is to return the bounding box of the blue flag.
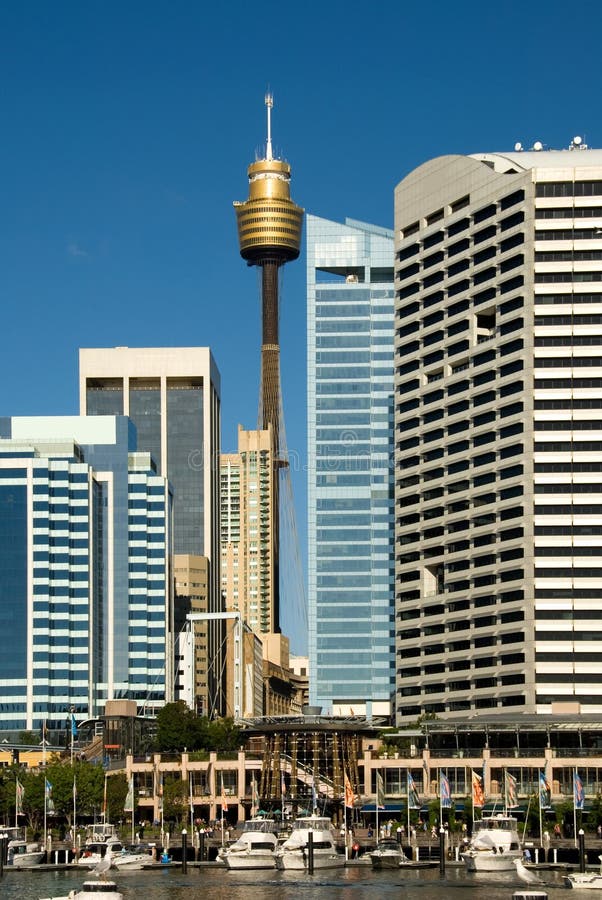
[71,712,78,738]
[539,771,551,809]
[440,772,452,809]
[574,771,585,810]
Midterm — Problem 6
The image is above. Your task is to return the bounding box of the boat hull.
[564,873,602,889]
[462,849,522,872]
[276,851,345,870]
[370,854,404,869]
[10,851,45,867]
[223,852,276,870]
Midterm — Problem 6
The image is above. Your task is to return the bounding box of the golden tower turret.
[234,93,304,454]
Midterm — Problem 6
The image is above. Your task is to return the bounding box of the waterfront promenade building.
[394,142,602,720]
[0,415,172,732]
[307,215,395,718]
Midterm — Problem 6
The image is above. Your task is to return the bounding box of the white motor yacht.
[78,839,153,870]
[8,838,45,867]
[219,817,279,870]
[4,827,45,867]
[461,814,522,872]
[369,837,407,869]
[565,855,602,889]
[275,815,344,871]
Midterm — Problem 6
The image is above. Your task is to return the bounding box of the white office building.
[394,142,602,720]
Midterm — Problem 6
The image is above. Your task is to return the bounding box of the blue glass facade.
[307,215,395,716]
[0,481,27,681]
[0,416,172,731]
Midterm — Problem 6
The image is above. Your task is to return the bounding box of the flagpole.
[130,777,134,847]
[73,776,77,836]
[573,768,578,849]
[15,780,18,828]
[407,769,410,841]
[44,781,47,853]
[375,769,379,841]
[539,783,543,845]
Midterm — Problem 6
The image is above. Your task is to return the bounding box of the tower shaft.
[260,259,281,452]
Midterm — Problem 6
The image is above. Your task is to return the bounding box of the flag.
[312,777,318,810]
[440,772,452,809]
[344,773,354,809]
[251,776,259,817]
[472,770,484,808]
[73,777,77,801]
[505,771,518,809]
[376,772,385,809]
[408,772,421,810]
[220,774,228,813]
[574,771,585,810]
[71,712,78,739]
[45,778,55,814]
[539,771,551,809]
[16,779,24,816]
[189,774,194,814]
[281,771,286,796]
[124,776,134,813]
[423,758,430,790]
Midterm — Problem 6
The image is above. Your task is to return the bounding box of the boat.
[78,839,154,870]
[565,857,602,889]
[4,827,45,867]
[275,815,344,871]
[111,844,156,870]
[8,838,45,867]
[461,813,522,872]
[40,881,123,900]
[369,837,408,869]
[219,817,279,870]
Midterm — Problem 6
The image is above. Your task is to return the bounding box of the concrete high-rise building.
[0,416,172,732]
[394,142,602,720]
[220,425,276,634]
[79,347,223,710]
[173,554,210,714]
[307,215,395,717]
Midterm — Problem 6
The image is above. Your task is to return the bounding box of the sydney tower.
[233,94,304,633]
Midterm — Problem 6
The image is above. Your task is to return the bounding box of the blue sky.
[1,1,601,643]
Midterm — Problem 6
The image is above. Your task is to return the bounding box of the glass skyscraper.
[307,215,395,717]
[79,347,223,712]
[0,415,172,732]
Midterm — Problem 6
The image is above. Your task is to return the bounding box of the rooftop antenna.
[265,91,274,161]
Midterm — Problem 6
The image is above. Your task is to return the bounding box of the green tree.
[106,772,129,823]
[162,775,188,827]
[155,702,201,751]
[18,730,39,745]
[205,717,240,751]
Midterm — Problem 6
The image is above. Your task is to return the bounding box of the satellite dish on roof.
[533,141,543,151]
[514,142,523,151]
[573,135,582,146]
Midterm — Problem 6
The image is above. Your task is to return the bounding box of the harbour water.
[1,865,572,900]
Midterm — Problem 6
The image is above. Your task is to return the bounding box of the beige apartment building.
[394,143,602,721]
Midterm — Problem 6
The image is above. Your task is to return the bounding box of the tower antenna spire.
[265,91,273,161]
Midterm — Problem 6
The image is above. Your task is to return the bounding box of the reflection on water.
[1,864,570,900]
